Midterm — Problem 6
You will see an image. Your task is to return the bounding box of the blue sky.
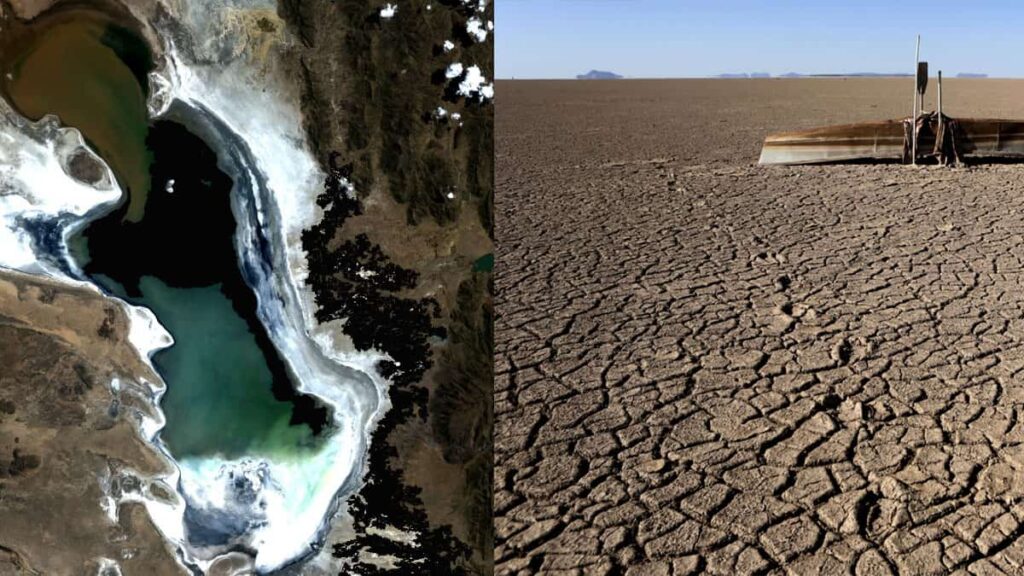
[497,1,1024,78]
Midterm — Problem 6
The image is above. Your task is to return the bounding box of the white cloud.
[466,17,488,42]
[457,65,494,101]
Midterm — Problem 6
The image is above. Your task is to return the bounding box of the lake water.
[1,12,328,461]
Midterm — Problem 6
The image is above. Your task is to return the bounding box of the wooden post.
[912,35,920,165]
[937,71,942,119]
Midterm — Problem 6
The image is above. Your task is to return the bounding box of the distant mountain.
[749,72,771,78]
[576,70,622,80]
[956,72,988,78]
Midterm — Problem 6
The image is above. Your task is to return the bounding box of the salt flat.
[496,78,1024,574]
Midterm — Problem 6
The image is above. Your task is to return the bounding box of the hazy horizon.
[498,73,1019,80]
[497,1,1024,80]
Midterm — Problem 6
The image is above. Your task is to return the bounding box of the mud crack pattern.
[496,79,1024,575]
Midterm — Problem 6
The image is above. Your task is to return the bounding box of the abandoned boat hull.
[958,120,1024,156]
[759,118,1024,165]
[758,120,906,165]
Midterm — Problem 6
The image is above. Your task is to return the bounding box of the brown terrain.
[496,78,1024,575]
[0,270,180,575]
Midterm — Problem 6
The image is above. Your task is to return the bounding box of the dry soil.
[0,270,180,575]
[496,78,1024,575]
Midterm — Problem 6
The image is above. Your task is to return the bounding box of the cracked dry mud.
[496,79,1024,575]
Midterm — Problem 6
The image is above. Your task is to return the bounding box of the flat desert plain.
[496,78,1024,575]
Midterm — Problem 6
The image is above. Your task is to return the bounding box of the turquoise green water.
[136,276,317,459]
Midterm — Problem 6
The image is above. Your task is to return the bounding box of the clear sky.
[497,1,1024,79]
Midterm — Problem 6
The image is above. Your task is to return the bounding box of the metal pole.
[937,70,944,164]
[912,35,920,165]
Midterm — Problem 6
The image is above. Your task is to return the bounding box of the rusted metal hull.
[759,118,1024,165]
[958,119,1024,156]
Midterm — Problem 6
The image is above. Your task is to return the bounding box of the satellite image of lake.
[0,0,493,573]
